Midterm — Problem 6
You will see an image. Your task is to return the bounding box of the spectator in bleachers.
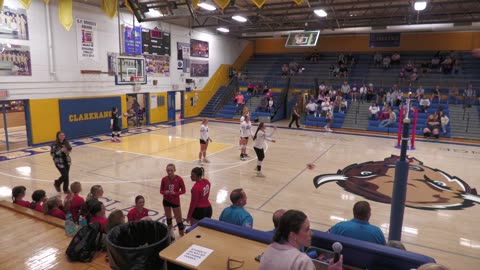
[398,68,406,83]
[339,64,348,79]
[247,81,254,94]
[306,100,318,116]
[410,70,418,83]
[431,85,441,103]
[369,103,380,120]
[321,97,332,117]
[235,92,245,112]
[373,52,383,68]
[338,53,345,65]
[351,84,358,102]
[30,190,47,213]
[12,185,30,207]
[404,61,414,73]
[415,85,425,102]
[382,55,391,70]
[366,84,375,102]
[319,81,326,92]
[329,64,335,79]
[260,210,343,270]
[391,52,401,64]
[43,196,66,220]
[448,86,459,104]
[64,182,84,222]
[325,109,333,132]
[329,201,386,245]
[267,97,274,113]
[379,108,396,127]
[438,111,449,134]
[419,95,431,113]
[219,188,253,228]
[359,84,367,103]
[265,89,273,99]
[376,88,385,105]
[441,56,453,74]
[378,104,390,121]
[423,114,441,139]
[385,89,393,107]
[281,64,288,76]
[334,92,344,113]
[317,90,325,105]
[463,84,475,107]
[341,81,351,99]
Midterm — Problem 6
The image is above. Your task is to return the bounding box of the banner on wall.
[0,43,31,76]
[190,60,208,77]
[190,39,209,58]
[177,42,190,73]
[107,52,118,76]
[124,25,142,55]
[145,54,170,77]
[59,97,122,139]
[76,19,98,63]
[369,33,401,48]
[0,5,29,40]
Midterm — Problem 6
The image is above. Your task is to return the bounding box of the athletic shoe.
[324,125,328,131]
[328,128,333,132]
[111,138,115,142]
[53,182,61,192]
[256,171,265,177]
[115,138,121,142]
[244,154,250,157]
[198,159,202,164]
[203,158,210,163]
[241,156,246,161]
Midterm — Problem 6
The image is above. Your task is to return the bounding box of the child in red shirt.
[29,190,47,212]
[160,164,186,236]
[187,167,212,226]
[43,196,66,220]
[89,201,107,233]
[127,195,149,222]
[64,182,85,222]
[12,186,30,207]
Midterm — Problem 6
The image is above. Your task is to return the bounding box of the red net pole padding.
[411,108,418,149]
[397,107,404,147]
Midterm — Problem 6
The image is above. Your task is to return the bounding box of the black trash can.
[107,220,171,270]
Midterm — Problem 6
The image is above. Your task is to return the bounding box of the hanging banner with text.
[76,18,98,63]
[369,33,401,48]
[177,42,190,73]
[124,25,142,55]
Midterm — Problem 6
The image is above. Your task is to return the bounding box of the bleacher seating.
[189,218,436,270]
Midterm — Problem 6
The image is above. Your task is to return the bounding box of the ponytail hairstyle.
[64,182,82,213]
[272,210,307,243]
[191,167,204,180]
[11,186,26,203]
[87,185,103,201]
[30,190,46,210]
[43,196,61,215]
[89,201,105,218]
[253,122,265,141]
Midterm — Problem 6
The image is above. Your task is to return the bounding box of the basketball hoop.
[132,76,143,92]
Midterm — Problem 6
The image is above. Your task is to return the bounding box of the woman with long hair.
[239,115,252,161]
[29,190,47,212]
[127,195,150,222]
[253,122,276,177]
[199,119,212,164]
[43,196,66,220]
[51,131,72,193]
[187,167,212,226]
[160,164,186,236]
[64,182,84,222]
[259,210,343,270]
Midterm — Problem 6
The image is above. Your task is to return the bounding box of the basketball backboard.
[115,56,147,85]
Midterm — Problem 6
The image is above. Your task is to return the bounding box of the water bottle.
[79,215,87,227]
[65,213,76,237]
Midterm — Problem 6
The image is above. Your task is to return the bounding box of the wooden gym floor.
[0,119,478,269]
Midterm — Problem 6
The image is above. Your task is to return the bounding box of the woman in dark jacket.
[51,131,72,193]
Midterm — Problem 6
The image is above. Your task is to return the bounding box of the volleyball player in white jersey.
[252,122,276,177]
[199,119,212,164]
[239,115,252,161]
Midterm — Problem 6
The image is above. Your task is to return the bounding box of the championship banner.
[123,25,142,55]
[76,18,98,63]
[59,97,122,139]
[176,42,190,73]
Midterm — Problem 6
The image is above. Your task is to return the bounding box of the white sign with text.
[176,244,213,267]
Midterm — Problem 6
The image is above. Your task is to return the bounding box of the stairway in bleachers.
[341,101,370,130]
[199,86,232,118]
[449,104,480,140]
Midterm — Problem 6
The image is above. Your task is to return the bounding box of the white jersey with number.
[200,124,209,141]
[240,121,252,138]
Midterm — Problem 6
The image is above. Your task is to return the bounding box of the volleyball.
[307,163,315,170]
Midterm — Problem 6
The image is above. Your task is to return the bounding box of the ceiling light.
[217,27,229,33]
[414,1,427,11]
[232,15,247,22]
[198,2,216,11]
[145,8,163,18]
[314,9,327,17]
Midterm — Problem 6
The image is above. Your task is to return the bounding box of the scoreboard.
[141,29,171,55]
[285,30,320,48]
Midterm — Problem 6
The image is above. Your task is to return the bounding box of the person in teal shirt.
[219,188,253,228]
[329,201,386,245]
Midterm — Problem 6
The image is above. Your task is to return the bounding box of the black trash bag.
[107,220,171,270]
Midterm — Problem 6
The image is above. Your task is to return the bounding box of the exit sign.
[0,90,9,99]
